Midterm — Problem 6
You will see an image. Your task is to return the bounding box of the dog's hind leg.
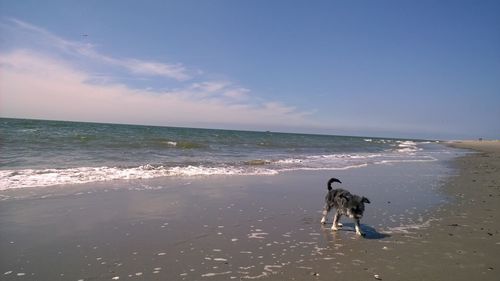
[320,205,330,224]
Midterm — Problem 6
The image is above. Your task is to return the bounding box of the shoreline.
[447,139,500,151]
[0,142,498,280]
[364,140,500,280]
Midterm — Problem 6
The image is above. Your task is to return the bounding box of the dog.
[320,178,370,236]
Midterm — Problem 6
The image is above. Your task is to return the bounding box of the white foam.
[167,141,177,147]
[0,165,278,190]
[395,140,422,153]
[0,140,442,190]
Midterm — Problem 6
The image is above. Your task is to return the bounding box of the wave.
[0,165,278,190]
[0,149,439,190]
[394,140,422,153]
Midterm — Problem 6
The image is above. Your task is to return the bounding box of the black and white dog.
[320,178,370,236]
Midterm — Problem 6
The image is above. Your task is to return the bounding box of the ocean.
[0,118,456,191]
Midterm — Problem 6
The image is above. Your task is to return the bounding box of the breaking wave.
[0,149,438,190]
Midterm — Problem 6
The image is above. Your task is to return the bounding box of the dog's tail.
[327,178,342,190]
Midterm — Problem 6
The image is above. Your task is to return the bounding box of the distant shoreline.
[447,140,500,152]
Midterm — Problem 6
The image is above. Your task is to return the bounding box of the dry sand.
[0,141,499,280]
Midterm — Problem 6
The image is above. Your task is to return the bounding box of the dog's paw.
[356,231,365,237]
[331,225,339,231]
[320,217,327,224]
[337,222,343,227]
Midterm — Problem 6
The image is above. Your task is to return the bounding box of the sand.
[344,140,500,281]
[0,141,499,280]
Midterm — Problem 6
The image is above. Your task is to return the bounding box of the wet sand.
[344,140,500,281]
[0,141,499,280]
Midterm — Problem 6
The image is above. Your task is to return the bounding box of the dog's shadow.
[322,223,390,240]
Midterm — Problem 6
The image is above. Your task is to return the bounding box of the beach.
[2,1,499,279]
[0,140,499,280]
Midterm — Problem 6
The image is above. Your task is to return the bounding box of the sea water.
[0,118,461,190]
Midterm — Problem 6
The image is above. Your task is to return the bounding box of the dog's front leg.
[320,205,329,224]
[331,212,342,231]
[354,219,364,236]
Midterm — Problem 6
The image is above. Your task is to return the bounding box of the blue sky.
[1,0,499,139]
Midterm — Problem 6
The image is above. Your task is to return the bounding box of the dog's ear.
[362,197,371,204]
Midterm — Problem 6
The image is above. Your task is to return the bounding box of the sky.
[0,0,499,140]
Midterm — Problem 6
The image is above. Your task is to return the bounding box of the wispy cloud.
[0,20,316,130]
[123,59,190,81]
[75,45,191,81]
[2,18,192,81]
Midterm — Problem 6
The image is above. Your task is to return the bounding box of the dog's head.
[345,195,370,219]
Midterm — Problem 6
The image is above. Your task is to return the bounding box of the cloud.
[0,19,318,131]
[2,18,191,81]
[123,59,190,81]
[186,81,250,102]
[75,45,191,81]
[0,50,314,129]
